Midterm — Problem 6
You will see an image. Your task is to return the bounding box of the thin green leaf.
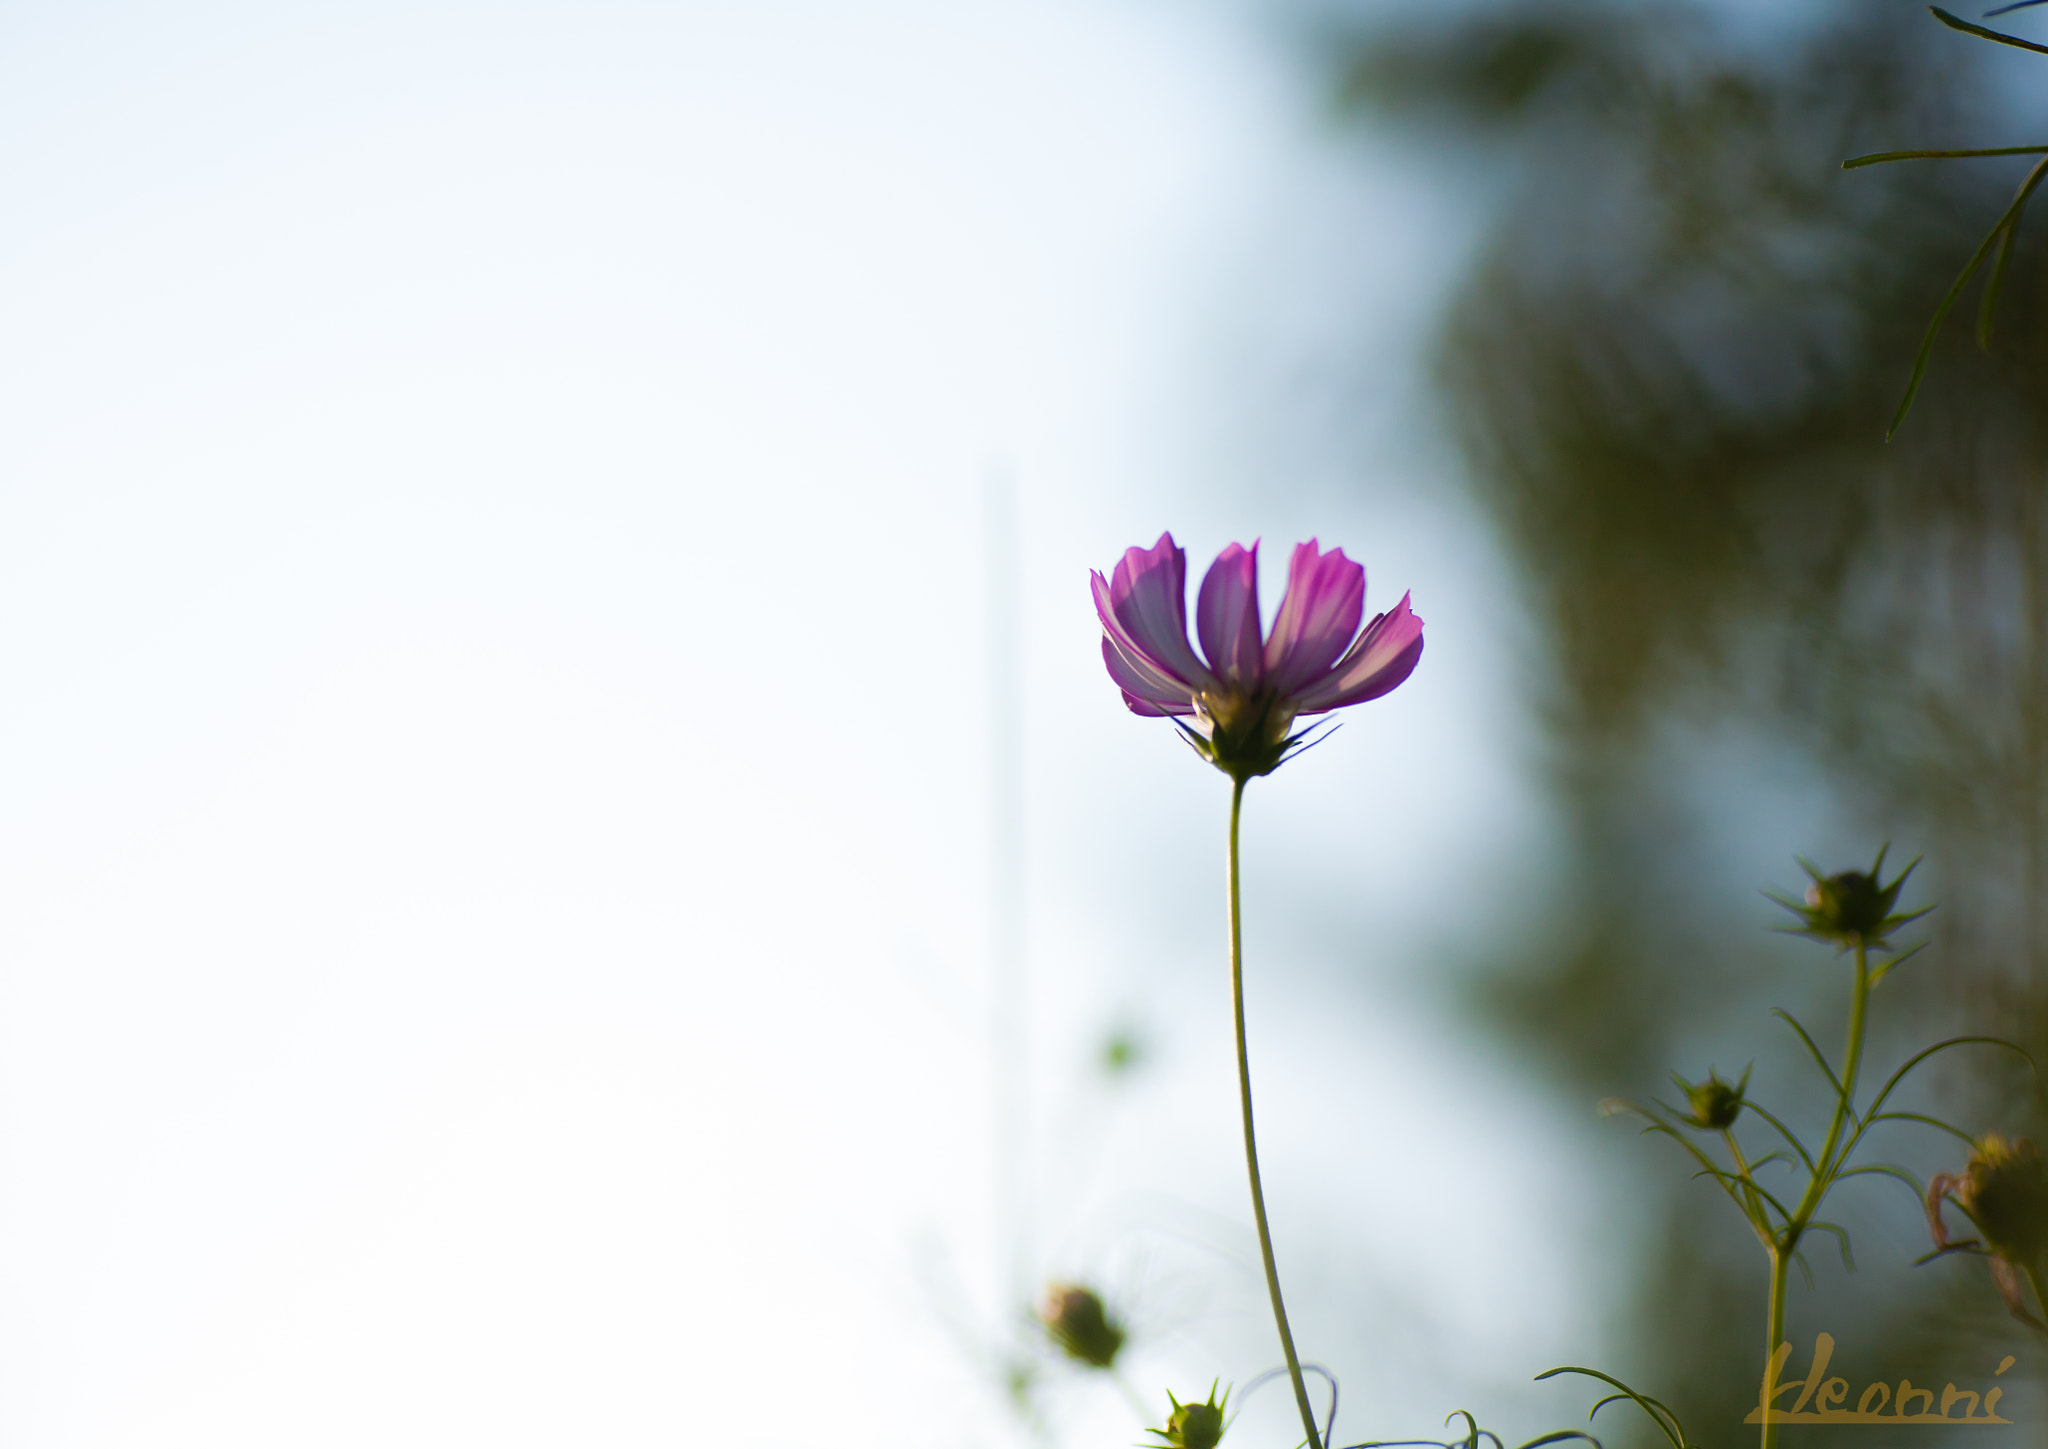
[1773,1009,1848,1103]
[1639,1111,1769,1211]
[1534,1369,1687,1449]
[1606,1098,1690,1133]
[1686,1159,1757,1218]
[1866,1110,1977,1145]
[1844,145,2048,169]
[1641,1120,1753,1214]
[1443,1409,1487,1449]
[1745,1103,1816,1171]
[1929,6,2048,55]
[1861,1036,2033,1124]
[1887,156,2048,438]
[1867,939,1928,988]
[1808,1219,1856,1271]
[1837,1163,1927,1200]
[1513,1433,1599,1449]
[1693,1167,1795,1226]
[1625,1100,1698,1139]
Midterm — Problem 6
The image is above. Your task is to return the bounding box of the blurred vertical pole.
[2023,472,2039,994]
[2026,476,2045,992]
[985,464,1031,1318]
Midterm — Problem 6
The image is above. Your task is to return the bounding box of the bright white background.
[0,2,1614,1445]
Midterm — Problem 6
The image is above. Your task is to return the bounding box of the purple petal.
[1092,569,1204,705]
[1120,688,1180,717]
[1196,541,1263,689]
[1105,534,1215,691]
[1101,636,1197,715]
[1262,541,1365,696]
[1292,593,1424,712]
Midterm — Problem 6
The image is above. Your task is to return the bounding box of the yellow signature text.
[1745,1334,2015,1425]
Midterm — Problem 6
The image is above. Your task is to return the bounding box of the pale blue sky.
[0,3,1605,1445]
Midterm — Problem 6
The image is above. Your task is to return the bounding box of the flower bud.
[1773,848,1927,952]
[1039,1283,1124,1369]
[1803,872,1892,940]
[1679,1071,1745,1131]
[1148,1384,1229,1449]
[1961,1136,2048,1265]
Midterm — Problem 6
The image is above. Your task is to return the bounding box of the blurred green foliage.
[1328,0,2048,1440]
[1101,1027,1144,1076]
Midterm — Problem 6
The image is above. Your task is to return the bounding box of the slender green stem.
[1842,144,2048,169]
[1762,944,1872,1449]
[1227,777,1322,1449]
[1800,945,1871,1208]
[1761,1247,1789,1449]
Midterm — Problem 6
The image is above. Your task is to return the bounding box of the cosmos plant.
[1602,849,2026,1449]
[1093,532,1424,1448]
[1076,534,2039,1449]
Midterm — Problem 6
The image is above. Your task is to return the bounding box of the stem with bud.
[1760,942,1871,1449]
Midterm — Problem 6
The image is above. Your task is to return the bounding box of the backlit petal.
[1196,541,1263,689]
[1106,533,1214,690]
[1101,636,1197,715]
[1292,593,1424,712]
[1092,570,1202,702]
[1262,540,1365,696]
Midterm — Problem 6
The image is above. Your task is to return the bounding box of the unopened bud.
[1803,872,1891,940]
[1039,1283,1124,1369]
[1148,1384,1229,1449]
[1775,849,1926,952]
[1681,1071,1745,1131]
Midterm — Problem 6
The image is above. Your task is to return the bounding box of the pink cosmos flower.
[1092,533,1423,778]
